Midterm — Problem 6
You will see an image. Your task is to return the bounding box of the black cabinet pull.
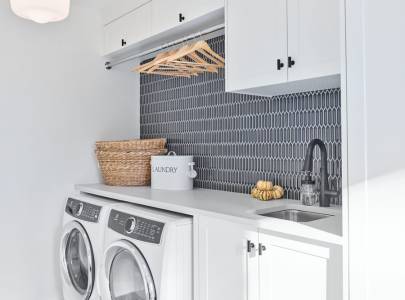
[277,59,284,70]
[179,13,185,22]
[121,39,127,47]
[288,56,295,68]
[258,243,267,255]
[247,240,255,253]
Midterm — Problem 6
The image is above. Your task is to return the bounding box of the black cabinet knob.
[277,59,285,70]
[121,39,127,47]
[179,13,185,22]
[288,56,295,68]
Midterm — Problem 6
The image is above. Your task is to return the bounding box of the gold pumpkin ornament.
[256,180,274,191]
[251,181,285,201]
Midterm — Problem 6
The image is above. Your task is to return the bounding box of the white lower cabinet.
[196,216,259,300]
[197,216,334,300]
[258,234,329,300]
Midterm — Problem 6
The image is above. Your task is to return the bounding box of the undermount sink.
[259,209,332,223]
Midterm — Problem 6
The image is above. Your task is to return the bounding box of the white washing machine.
[60,194,113,300]
[98,203,193,300]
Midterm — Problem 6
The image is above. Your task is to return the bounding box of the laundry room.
[1,1,405,300]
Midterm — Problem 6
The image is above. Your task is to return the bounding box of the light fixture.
[10,0,70,24]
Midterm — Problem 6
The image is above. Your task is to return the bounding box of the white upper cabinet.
[101,0,151,25]
[151,0,185,35]
[226,0,341,96]
[225,0,288,92]
[103,0,224,56]
[287,0,340,82]
[152,0,224,34]
[103,2,152,55]
[183,0,224,22]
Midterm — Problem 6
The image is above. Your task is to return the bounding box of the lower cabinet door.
[259,234,329,300]
[197,216,259,300]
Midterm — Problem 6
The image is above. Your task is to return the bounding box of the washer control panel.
[65,198,101,223]
[108,209,165,244]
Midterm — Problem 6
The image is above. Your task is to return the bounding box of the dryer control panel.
[65,198,101,223]
[109,209,165,244]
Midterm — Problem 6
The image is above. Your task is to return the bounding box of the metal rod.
[105,24,225,70]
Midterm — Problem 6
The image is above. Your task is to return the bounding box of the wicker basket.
[96,138,166,151]
[96,145,167,186]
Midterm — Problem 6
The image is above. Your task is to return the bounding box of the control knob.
[125,217,136,234]
[73,202,84,217]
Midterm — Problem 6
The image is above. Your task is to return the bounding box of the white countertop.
[75,184,343,245]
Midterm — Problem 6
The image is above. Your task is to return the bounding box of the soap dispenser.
[300,173,319,206]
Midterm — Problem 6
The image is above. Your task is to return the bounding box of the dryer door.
[103,240,156,300]
[60,221,95,300]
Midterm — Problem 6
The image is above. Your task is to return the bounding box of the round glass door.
[106,241,156,300]
[61,222,94,298]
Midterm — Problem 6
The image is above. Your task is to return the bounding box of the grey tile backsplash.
[140,35,342,204]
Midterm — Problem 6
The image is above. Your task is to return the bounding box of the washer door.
[103,240,156,300]
[60,221,94,300]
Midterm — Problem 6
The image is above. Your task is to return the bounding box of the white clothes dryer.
[99,203,193,300]
[60,194,113,300]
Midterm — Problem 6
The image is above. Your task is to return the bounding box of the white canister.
[151,151,198,191]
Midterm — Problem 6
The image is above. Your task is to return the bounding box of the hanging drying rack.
[105,24,225,70]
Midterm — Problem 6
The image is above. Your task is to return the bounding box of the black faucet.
[302,139,338,207]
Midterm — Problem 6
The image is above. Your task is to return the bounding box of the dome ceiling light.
[10,0,70,24]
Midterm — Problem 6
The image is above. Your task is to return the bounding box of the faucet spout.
[302,139,336,207]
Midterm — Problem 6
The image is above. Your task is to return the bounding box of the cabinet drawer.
[103,2,152,55]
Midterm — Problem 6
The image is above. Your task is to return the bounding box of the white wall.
[345,0,405,299]
[0,1,139,299]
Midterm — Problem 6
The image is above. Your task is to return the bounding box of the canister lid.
[301,174,315,185]
[151,151,193,159]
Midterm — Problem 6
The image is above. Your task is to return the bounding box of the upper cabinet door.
[287,0,340,81]
[104,2,152,55]
[184,0,224,21]
[225,0,288,93]
[101,0,151,25]
[152,0,224,35]
[151,0,184,35]
[259,234,329,300]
